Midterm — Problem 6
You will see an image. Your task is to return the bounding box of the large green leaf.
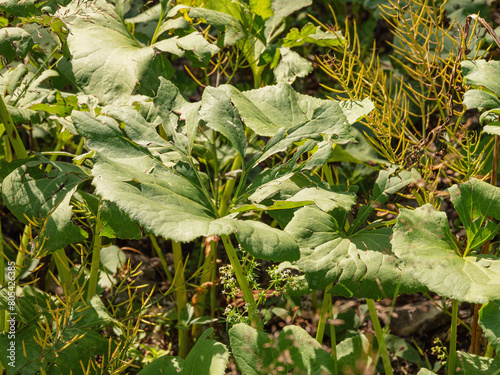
[0,27,35,64]
[266,0,312,39]
[249,179,356,213]
[348,167,421,235]
[182,328,229,375]
[73,110,299,262]
[249,101,355,167]
[222,83,372,137]
[167,5,246,46]
[73,111,234,243]
[463,89,500,111]
[138,356,183,375]
[449,178,500,252]
[235,220,299,262]
[229,323,335,375]
[456,351,500,374]
[283,22,345,48]
[153,77,200,152]
[337,333,371,375]
[479,300,500,353]
[56,0,218,104]
[200,86,247,157]
[1,156,89,253]
[392,204,500,304]
[274,47,312,84]
[462,60,500,97]
[286,206,425,297]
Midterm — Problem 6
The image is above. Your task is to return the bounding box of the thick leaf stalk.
[173,240,190,358]
[316,284,333,344]
[86,213,103,301]
[447,300,459,375]
[0,95,28,160]
[367,298,393,375]
[53,249,75,295]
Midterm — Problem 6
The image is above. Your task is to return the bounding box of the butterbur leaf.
[73,111,300,262]
[167,5,246,46]
[138,356,184,374]
[249,101,354,167]
[267,0,312,36]
[250,0,273,20]
[200,86,247,157]
[153,77,200,151]
[274,47,312,83]
[56,0,218,104]
[392,204,500,304]
[449,178,500,251]
[337,333,371,374]
[100,200,142,239]
[230,323,335,375]
[0,27,36,64]
[417,370,438,375]
[182,328,229,375]
[372,167,421,204]
[283,22,345,48]
[462,60,500,97]
[1,156,89,253]
[247,171,356,219]
[463,89,500,111]
[456,351,500,374]
[339,97,376,125]
[234,220,299,262]
[287,206,424,297]
[479,300,500,353]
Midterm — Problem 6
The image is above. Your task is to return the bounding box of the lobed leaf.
[462,60,500,97]
[230,323,335,374]
[56,0,218,104]
[286,206,425,297]
[392,204,500,304]
[479,300,500,353]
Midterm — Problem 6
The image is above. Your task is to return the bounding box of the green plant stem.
[221,235,261,329]
[323,163,336,187]
[192,237,218,339]
[150,235,173,283]
[86,214,103,301]
[0,95,28,160]
[172,240,190,358]
[209,239,217,320]
[316,284,332,343]
[218,156,241,216]
[366,298,393,375]
[328,295,337,372]
[485,342,494,358]
[75,137,85,156]
[14,226,30,280]
[53,249,75,295]
[150,7,165,44]
[447,300,459,375]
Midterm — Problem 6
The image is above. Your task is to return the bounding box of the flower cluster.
[220,257,301,325]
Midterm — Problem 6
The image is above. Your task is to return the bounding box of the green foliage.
[230,323,336,374]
